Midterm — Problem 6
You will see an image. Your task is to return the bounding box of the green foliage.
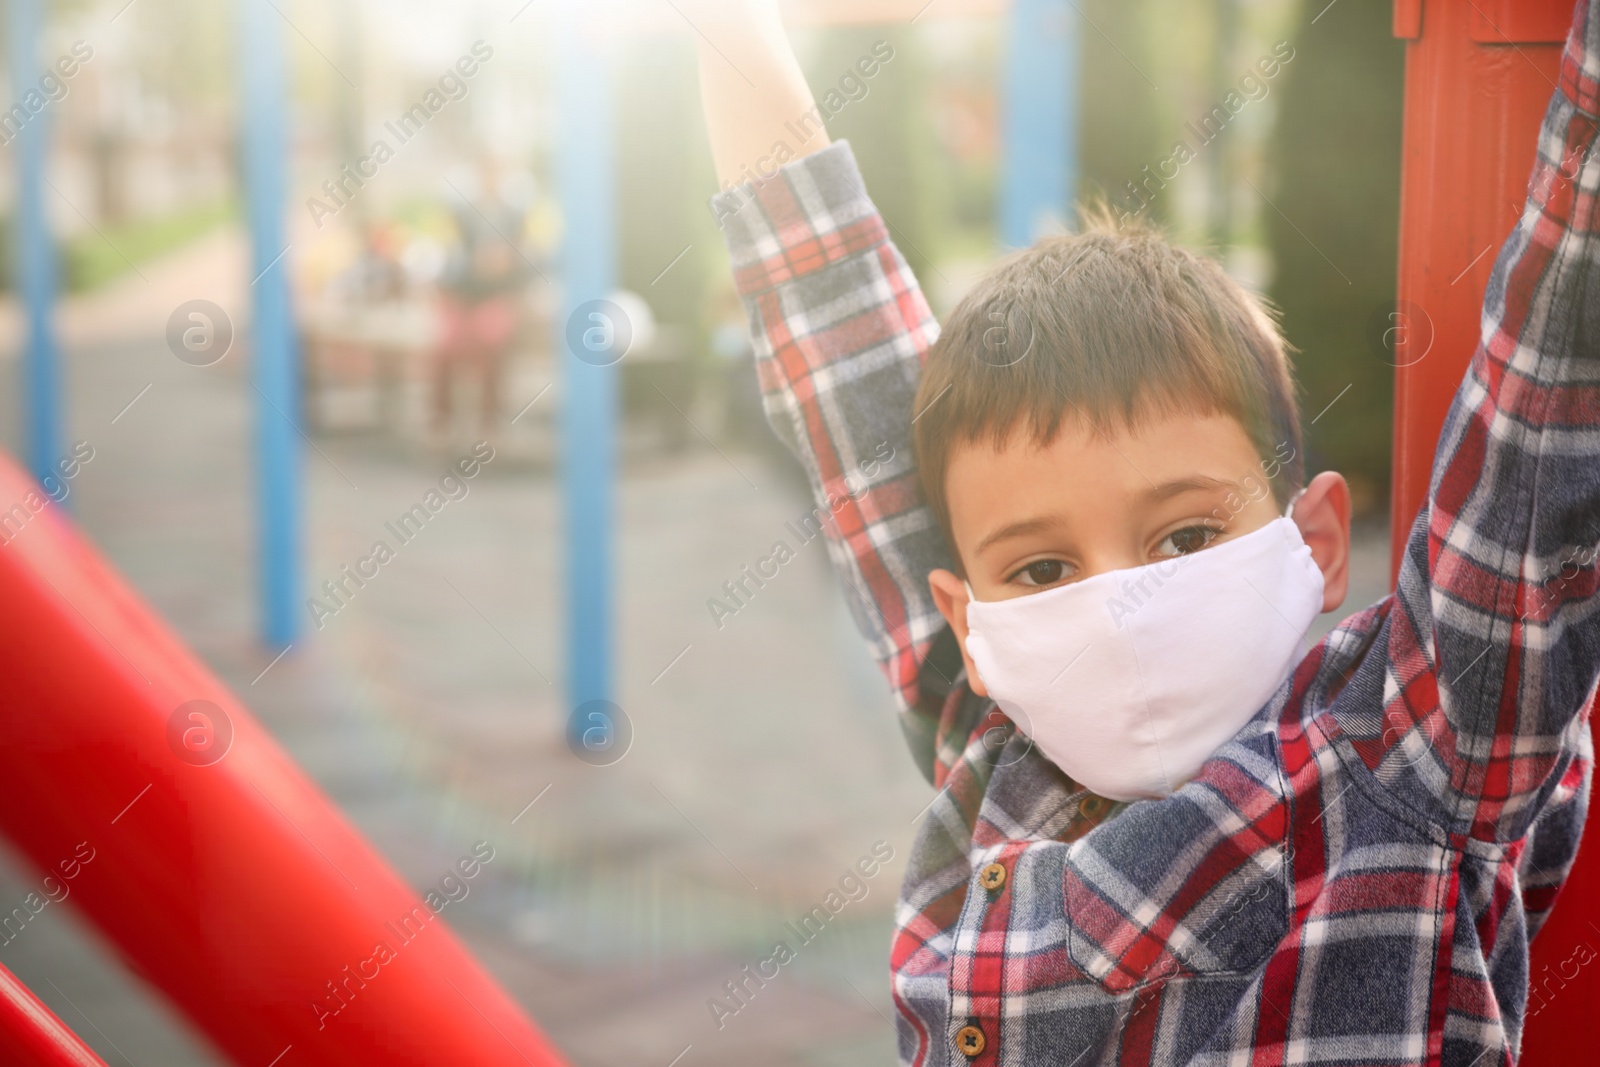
[2,202,233,295]
[1077,0,1168,224]
[803,26,940,288]
[1265,0,1403,513]
[63,200,234,292]
[614,35,717,340]
[612,35,722,433]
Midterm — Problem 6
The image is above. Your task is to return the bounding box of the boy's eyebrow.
[1143,475,1242,502]
[971,477,1246,555]
[974,516,1062,556]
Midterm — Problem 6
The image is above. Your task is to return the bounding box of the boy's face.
[927,407,1353,697]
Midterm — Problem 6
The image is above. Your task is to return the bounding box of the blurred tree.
[1201,0,1239,245]
[614,35,718,443]
[122,0,235,108]
[332,0,365,219]
[803,25,940,287]
[1077,0,1169,225]
[615,36,715,312]
[0,0,119,293]
[1265,0,1403,515]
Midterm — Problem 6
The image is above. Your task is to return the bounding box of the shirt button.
[955,1024,986,1058]
[978,862,1007,892]
[1079,794,1111,821]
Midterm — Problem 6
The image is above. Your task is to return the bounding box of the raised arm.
[689,1,826,186]
[692,5,958,777]
[1375,0,1600,842]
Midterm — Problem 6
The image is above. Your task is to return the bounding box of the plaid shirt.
[710,3,1599,1061]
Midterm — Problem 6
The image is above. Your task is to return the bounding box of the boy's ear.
[1291,471,1352,614]
[928,568,989,698]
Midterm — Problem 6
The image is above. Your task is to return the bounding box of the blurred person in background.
[334,218,409,306]
[301,217,424,433]
[432,155,537,441]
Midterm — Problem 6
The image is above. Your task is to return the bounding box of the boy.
[693,1,1599,1062]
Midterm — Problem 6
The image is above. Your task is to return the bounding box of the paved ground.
[0,230,1394,1067]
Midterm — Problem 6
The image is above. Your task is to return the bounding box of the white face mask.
[961,512,1324,802]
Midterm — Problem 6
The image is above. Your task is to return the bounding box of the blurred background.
[0,0,1403,1063]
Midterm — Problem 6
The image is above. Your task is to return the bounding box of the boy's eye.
[1155,525,1220,558]
[1011,559,1071,587]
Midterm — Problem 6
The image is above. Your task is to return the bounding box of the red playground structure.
[1391,1,1600,1059]
[0,448,569,1065]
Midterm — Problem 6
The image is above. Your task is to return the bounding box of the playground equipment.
[1390,0,1598,1060]
[0,961,107,1067]
[240,0,304,650]
[1000,0,1077,247]
[558,4,620,730]
[5,0,63,495]
[0,450,567,1064]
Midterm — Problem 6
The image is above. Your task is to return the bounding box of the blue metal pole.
[238,0,302,648]
[7,0,64,489]
[1000,0,1078,247]
[556,10,616,720]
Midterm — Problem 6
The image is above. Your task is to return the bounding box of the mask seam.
[1123,635,1177,796]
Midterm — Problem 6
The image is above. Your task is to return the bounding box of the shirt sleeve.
[709,141,957,778]
[1516,744,1592,941]
[1374,0,1600,843]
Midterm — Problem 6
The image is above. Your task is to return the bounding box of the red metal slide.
[0,961,107,1067]
[0,449,565,1065]
[1391,0,1599,1059]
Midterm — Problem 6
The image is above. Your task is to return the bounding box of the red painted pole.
[1390,1,1598,1060]
[0,450,566,1066]
[0,963,108,1067]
